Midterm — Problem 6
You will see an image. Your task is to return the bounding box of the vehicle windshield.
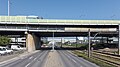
[18,46,20,48]
[2,48,6,51]
[0,48,3,51]
[0,48,5,51]
[6,48,11,50]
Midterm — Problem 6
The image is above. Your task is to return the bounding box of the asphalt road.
[58,50,99,67]
[0,50,99,67]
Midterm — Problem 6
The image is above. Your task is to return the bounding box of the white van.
[11,45,26,51]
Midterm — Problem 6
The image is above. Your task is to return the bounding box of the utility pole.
[76,36,77,48]
[61,38,62,48]
[52,32,55,51]
[8,0,10,16]
[118,25,120,55]
[88,29,91,58]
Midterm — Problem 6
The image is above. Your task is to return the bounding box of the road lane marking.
[25,55,39,67]
[25,63,31,67]
[63,51,77,64]
[68,56,71,58]
[25,51,46,67]
[29,56,33,59]
[71,58,77,63]
[34,58,37,61]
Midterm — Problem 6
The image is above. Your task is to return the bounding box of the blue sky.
[0,0,120,20]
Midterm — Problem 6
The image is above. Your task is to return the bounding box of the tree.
[0,36,11,46]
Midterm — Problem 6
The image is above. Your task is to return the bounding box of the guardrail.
[0,16,120,25]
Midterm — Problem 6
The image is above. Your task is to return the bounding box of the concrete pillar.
[118,25,120,55]
[33,35,41,50]
[39,37,42,48]
[26,33,40,52]
[26,33,35,52]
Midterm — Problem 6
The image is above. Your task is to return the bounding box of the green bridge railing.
[0,16,119,24]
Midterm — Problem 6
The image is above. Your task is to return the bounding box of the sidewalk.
[43,50,64,67]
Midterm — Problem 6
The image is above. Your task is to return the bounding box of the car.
[41,44,49,48]
[4,48,13,54]
[0,47,7,56]
[11,45,26,51]
[41,45,46,48]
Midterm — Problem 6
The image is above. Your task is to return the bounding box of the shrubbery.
[0,36,11,46]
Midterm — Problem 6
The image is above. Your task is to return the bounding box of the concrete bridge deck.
[0,16,120,25]
[0,16,120,55]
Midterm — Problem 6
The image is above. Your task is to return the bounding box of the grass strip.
[72,51,117,67]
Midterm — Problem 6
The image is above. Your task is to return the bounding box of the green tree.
[0,36,11,46]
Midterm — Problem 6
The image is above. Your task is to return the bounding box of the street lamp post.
[8,0,10,16]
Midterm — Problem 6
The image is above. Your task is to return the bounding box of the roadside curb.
[0,50,39,66]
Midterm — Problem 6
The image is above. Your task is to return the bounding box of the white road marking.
[68,56,71,58]
[25,63,31,67]
[63,52,77,63]
[71,58,77,63]
[34,58,37,61]
[25,52,43,67]
[29,56,33,59]
[25,55,39,67]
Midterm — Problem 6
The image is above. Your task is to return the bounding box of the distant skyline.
[0,0,120,20]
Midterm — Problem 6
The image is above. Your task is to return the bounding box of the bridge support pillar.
[26,33,40,52]
[118,25,120,55]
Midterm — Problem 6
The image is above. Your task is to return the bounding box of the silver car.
[0,48,7,56]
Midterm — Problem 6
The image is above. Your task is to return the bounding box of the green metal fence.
[0,16,119,24]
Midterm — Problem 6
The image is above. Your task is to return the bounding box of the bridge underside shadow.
[35,32,118,37]
[39,47,81,50]
[0,31,118,52]
[0,31,25,35]
[35,32,118,51]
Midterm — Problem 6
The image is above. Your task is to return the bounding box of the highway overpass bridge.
[0,16,120,55]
